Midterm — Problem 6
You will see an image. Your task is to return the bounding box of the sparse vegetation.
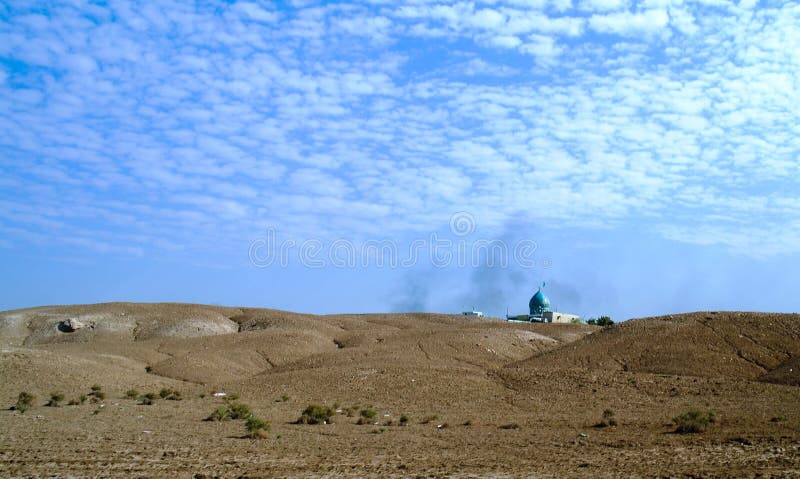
[360,408,377,420]
[245,416,270,439]
[595,409,618,428]
[125,389,139,399]
[45,392,65,407]
[88,385,105,403]
[297,404,335,424]
[157,388,182,400]
[228,403,253,420]
[673,409,715,434]
[462,420,472,426]
[420,415,438,424]
[206,406,231,421]
[14,392,34,413]
[139,392,157,405]
[499,423,520,430]
[225,392,240,401]
[399,414,410,425]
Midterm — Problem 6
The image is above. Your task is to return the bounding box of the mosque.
[506,283,579,323]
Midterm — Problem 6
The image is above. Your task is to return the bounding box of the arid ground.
[1,303,799,478]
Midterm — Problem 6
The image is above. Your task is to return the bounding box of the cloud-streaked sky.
[1,0,799,319]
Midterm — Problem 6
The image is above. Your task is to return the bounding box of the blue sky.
[1,0,799,320]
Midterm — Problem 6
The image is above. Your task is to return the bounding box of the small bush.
[597,316,614,326]
[360,408,377,420]
[228,403,253,420]
[139,392,157,406]
[15,392,34,413]
[462,420,472,426]
[399,415,410,425]
[245,416,270,439]
[206,406,231,421]
[67,398,80,406]
[166,390,182,401]
[125,389,139,399]
[420,415,438,424]
[673,409,715,434]
[499,423,520,430]
[297,404,334,425]
[159,388,172,399]
[46,392,65,407]
[595,409,618,428]
[79,394,87,404]
[199,393,206,399]
[225,393,240,401]
[89,387,105,403]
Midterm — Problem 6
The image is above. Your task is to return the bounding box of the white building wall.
[542,311,579,324]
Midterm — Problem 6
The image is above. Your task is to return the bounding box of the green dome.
[529,288,551,316]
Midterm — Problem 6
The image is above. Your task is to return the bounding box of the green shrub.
[90,384,102,393]
[360,408,377,420]
[206,406,231,421]
[15,392,34,413]
[125,389,139,399]
[399,414,410,425]
[46,392,65,407]
[225,393,240,401]
[139,392,157,405]
[245,416,270,438]
[597,316,614,326]
[79,394,87,404]
[159,388,172,399]
[673,409,715,434]
[228,403,253,420]
[297,404,334,425]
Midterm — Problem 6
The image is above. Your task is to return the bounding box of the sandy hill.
[2,304,799,478]
[507,311,800,385]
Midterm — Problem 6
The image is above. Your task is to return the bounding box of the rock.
[60,318,85,332]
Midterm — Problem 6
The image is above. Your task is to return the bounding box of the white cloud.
[589,9,670,36]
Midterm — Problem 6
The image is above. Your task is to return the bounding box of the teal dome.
[529,288,551,316]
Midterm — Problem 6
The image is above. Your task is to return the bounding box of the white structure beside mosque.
[506,283,579,324]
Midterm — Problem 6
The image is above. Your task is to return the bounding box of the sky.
[1,0,799,320]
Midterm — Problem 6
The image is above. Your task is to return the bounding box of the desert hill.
[1,304,799,478]
[507,311,800,385]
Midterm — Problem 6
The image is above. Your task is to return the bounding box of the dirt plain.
[1,303,799,478]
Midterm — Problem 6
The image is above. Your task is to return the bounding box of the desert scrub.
[399,414,410,425]
[673,409,715,434]
[14,392,34,413]
[420,415,438,424]
[88,385,105,403]
[159,388,182,401]
[228,403,253,420]
[125,389,139,399]
[356,407,377,426]
[45,392,65,407]
[297,405,335,424]
[206,406,231,421]
[204,403,253,421]
[139,392,157,405]
[498,423,520,430]
[595,409,618,428]
[245,416,270,439]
